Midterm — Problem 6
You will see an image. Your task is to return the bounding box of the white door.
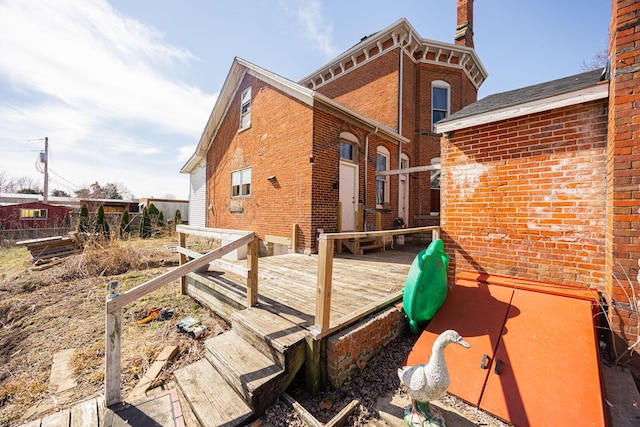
[398,155,409,226]
[339,161,358,231]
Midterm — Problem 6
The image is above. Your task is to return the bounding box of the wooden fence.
[104,225,257,406]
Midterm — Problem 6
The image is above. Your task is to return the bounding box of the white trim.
[298,18,488,90]
[376,146,390,208]
[181,57,408,174]
[434,82,609,133]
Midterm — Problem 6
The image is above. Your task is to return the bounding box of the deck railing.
[104,226,257,406]
[313,226,440,339]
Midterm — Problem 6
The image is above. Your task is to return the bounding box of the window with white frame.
[231,167,251,198]
[376,146,390,208]
[240,87,251,129]
[432,81,450,130]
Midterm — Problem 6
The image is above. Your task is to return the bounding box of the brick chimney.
[606,0,640,356]
[455,0,474,48]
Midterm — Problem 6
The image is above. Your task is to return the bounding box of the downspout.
[397,45,404,219]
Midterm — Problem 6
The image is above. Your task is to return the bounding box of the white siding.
[189,161,206,227]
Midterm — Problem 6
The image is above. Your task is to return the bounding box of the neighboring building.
[181,1,487,253]
[139,198,189,223]
[434,0,639,356]
[0,193,139,214]
[0,202,72,230]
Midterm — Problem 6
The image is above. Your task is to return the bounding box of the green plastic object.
[402,239,449,334]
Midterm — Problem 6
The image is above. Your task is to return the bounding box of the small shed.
[0,202,72,229]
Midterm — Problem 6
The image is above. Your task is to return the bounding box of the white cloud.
[0,0,216,199]
[280,0,338,58]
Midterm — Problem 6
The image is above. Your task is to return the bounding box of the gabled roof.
[298,18,488,90]
[180,57,409,174]
[434,68,608,133]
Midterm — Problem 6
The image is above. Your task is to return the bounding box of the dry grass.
[0,236,228,427]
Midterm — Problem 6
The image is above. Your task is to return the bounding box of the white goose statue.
[398,330,470,426]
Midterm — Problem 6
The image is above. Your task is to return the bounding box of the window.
[240,87,251,129]
[376,146,390,208]
[339,132,358,162]
[340,141,354,161]
[432,81,450,130]
[231,167,252,198]
[20,208,47,220]
[430,158,441,215]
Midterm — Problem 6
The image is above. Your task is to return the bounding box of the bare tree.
[581,46,608,72]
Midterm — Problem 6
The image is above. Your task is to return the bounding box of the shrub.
[77,204,89,233]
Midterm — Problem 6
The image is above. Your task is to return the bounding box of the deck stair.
[174,306,307,426]
[341,236,384,255]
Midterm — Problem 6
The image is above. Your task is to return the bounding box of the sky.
[0,0,611,201]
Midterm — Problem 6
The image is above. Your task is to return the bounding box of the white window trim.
[376,146,390,209]
[432,80,450,131]
[231,167,252,198]
[239,87,251,130]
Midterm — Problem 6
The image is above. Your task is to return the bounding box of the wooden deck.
[199,246,420,332]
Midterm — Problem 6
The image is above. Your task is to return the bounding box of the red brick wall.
[316,49,400,130]
[326,305,405,388]
[441,100,608,288]
[606,0,640,347]
[206,75,315,249]
[310,110,401,242]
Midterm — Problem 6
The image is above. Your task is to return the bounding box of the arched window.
[430,157,441,215]
[432,80,450,131]
[339,132,358,162]
[376,146,390,208]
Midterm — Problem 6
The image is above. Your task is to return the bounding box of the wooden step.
[184,272,246,322]
[205,330,285,415]
[231,306,307,369]
[174,359,253,427]
[360,243,383,254]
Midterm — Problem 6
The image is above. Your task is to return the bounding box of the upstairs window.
[376,146,390,208]
[20,208,47,220]
[231,167,252,198]
[432,81,450,130]
[240,87,251,129]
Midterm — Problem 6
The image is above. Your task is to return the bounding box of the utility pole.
[41,137,49,203]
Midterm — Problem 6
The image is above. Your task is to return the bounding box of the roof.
[298,18,488,90]
[180,57,409,174]
[434,68,609,133]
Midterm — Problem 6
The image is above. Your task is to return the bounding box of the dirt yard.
[0,236,227,427]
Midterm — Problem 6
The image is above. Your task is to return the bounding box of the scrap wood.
[127,345,179,401]
[282,393,360,427]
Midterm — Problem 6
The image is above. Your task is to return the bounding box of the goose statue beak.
[458,337,471,348]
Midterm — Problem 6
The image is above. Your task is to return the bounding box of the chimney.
[455,0,474,48]
[605,0,640,354]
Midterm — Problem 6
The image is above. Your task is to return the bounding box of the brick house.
[435,0,640,355]
[181,1,487,254]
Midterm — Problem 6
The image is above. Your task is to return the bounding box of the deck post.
[305,335,326,396]
[105,280,121,407]
[178,232,187,294]
[247,234,259,307]
[336,201,342,254]
[432,227,440,241]
[292,223,299,254]
[315,237,334,334]
[375,212,382,246]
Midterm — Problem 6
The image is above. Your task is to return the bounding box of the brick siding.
[606,0,640,346]
[441,100,608,288]
[326,305,405,388]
